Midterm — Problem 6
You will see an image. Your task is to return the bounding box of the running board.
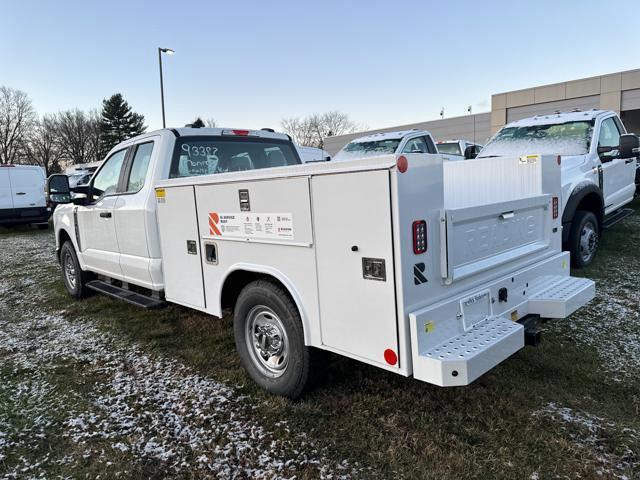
[86,280,166,309]
[528,275,595,318]
[603,208,634,229]
[417,316,524,387]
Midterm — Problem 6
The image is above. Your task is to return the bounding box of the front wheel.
[568,210,599,268]
[60,241,92,299]
[234,279,315,398]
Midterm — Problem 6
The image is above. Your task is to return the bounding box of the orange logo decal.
[209,212,221,236]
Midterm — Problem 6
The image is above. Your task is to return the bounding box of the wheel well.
[57,229,73,262]
[220,270,294,313]
[575,192,604,225]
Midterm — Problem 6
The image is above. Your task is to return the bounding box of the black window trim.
[119,140,155,196]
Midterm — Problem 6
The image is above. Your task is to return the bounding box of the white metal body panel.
[8,166,46,209]
[155,185,205,309]
[602,156,636,213]
[76,195,123,279]
[312,170,398,368]
[0,168,12,209]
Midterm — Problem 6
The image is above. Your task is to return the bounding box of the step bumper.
[419,316,523,387]
[528,276,595,318]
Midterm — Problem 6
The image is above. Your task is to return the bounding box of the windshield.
[334,139,401,161]
[170,136,301,178]
[437,142,462,156]
[479,120,594,158]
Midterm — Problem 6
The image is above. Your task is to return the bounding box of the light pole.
[158,47,174,128]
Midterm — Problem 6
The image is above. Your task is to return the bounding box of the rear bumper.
[409,252,595,387]
[0,206,51,225]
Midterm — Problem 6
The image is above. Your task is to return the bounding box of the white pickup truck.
[47,127,595,398]
[479,110,640,267]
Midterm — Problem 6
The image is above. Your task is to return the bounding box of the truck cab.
[436,139,483,160]
[478,110,640,267]
[333,129,438,161]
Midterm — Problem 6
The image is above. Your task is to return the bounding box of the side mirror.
[618,133,640,159]
[464,145,479,160]
[46,174,72,205]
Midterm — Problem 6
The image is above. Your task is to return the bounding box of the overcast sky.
[1,0,638,132]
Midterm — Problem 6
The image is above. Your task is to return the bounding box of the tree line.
[0,86,146,176]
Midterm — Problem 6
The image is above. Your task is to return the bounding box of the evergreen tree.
[99,93,146,157]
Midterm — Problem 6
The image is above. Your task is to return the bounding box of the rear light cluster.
[222,129,252,136]
[552,196,559,219]
[412,220,427,254]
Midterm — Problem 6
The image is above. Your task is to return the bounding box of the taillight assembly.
[412,220,427,254]
[552,197,559,219]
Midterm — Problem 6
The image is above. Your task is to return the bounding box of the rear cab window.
[169,136,301,179]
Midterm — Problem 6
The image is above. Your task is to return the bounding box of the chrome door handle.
[500,211,515,220]
[99,212,112,218]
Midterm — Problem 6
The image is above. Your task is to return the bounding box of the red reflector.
[397,155,408,173]
[232,129,250,136]
[412,220,427,254]
[384,349,398,366]
[552,196,559,219]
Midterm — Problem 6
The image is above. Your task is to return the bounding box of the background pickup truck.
[47,127,594,398]
[479,109,640,267]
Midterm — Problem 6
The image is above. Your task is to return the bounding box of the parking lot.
[1,200,639,479]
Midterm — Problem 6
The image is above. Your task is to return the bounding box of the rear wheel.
[234,279,317,398]
[568,210,599,268]
[60,241,92,299]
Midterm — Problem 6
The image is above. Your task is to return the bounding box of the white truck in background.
[0,165,50,228]
[47,127,595,398]
[333,129,439,161]
[436,139,483,160]
[479,110,640,267]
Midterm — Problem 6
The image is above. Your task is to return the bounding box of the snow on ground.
[0,231,360,479]
[533,403,639,480]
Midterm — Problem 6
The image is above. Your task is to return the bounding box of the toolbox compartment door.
[155,185,206,309]
[312,170,399,367]
[442,194,551,282]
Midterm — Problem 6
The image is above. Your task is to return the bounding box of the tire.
[60,241,92,299]
[234,279,316,398]
[568,210,599,268]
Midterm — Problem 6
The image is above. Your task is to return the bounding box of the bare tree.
[24,114,62,176]
[56,109,101,166]
[0,86,37,164]
[205,117,217,128]
[281,111,359,148]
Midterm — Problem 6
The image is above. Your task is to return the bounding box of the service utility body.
[48,127,595,398]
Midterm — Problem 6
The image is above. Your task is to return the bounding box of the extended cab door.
[598,116,636,213]
[76,148,128,279]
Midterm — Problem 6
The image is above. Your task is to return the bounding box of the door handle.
[625,158,636,164]
[15,192,26,195]
[99,212,112,218]
[500,211,515,220]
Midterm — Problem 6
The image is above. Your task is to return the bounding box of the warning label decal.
[208,212,294,240]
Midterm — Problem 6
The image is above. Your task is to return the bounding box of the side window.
[424,136,437,154]
[402,137,428,154]
[598,117,621,159]
[126,142,154,193]
[91,149,127,201]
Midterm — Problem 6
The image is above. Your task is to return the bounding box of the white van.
[0,165,50,228]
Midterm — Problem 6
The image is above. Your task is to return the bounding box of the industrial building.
[323,68,640,156]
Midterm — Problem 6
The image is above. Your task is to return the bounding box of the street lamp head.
[160,48,175,55]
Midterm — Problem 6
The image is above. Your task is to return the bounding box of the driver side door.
[76,148,129,279]
[598,116,636,214]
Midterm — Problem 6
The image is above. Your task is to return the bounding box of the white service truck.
[47,127,595,398]
[479,110,640,267]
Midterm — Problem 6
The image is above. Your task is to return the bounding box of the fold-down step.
[528,276,595,318]
[419,316,524,387]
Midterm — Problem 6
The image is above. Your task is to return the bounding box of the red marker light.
[384,349,398,366]
[233,129,250,136]
[397,155,408,173]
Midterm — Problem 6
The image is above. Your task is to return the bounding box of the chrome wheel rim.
[245,306,289,378]
[64,254,77,290]
[579,221,598,264]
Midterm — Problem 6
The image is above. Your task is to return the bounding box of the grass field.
[1,200,639,479]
